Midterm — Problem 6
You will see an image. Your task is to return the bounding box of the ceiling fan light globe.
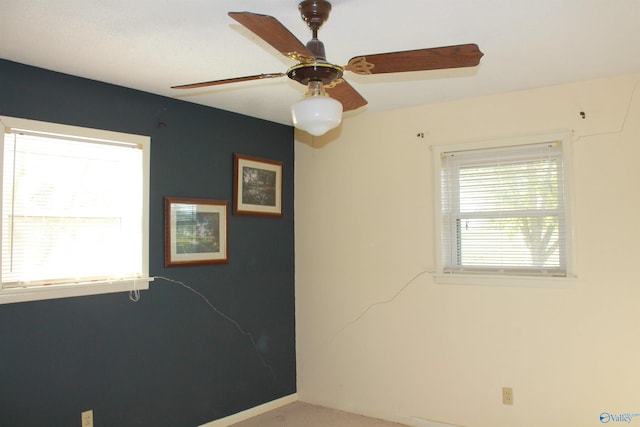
[291,95,342,136]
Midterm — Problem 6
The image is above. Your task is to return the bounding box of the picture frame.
[164,197,228,267]
[233,153,283,217]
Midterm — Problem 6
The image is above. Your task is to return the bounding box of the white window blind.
[0,116,150,303]
[439,141,568,277]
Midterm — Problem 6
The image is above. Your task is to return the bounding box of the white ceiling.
[2,1,640,126]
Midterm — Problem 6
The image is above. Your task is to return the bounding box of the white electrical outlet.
[81,409,93,427]
[502,387,514,405]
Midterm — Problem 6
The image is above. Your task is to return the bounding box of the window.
[432,133,574,287]
[0,116,151,304]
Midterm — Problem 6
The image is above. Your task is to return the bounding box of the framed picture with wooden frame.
[164,197,228,267]
[233,153,283,217]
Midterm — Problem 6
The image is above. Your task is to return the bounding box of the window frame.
[432,132,576,288]
[0,116,152,304]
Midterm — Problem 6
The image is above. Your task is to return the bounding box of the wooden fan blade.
[345,44,483,75]
[229,12,316,63]
[325,79,368,112]
[171,73,285,89]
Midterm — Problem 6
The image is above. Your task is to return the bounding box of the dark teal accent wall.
[0,59,295,427]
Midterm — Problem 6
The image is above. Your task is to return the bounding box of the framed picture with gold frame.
[164,197,228,267]
[233,153,283,217]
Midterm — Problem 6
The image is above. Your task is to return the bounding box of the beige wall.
[294,73,640,427]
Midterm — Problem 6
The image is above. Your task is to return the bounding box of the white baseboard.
[409,417,463,427]
[199,393,298,427]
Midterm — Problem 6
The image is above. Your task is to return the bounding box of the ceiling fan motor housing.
[287,63,343,86]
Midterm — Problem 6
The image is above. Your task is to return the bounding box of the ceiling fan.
[172,0,484,136]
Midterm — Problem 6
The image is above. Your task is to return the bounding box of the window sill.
[434,273,576,289]
[0,278,153,305]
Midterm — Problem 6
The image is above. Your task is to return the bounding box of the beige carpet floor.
[230,402,409,427]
